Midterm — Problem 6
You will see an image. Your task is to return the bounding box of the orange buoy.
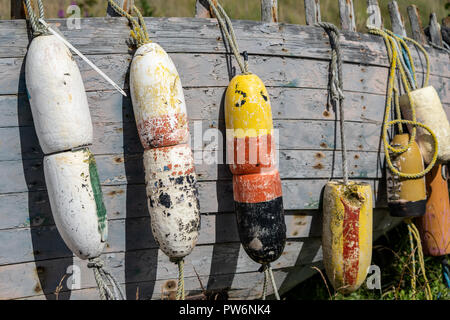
[386,134,427,217]
[416,164,450,256]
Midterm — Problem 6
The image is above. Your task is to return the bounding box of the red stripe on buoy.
[341,198,360,286]
[233,170,282,203]
[229,134,275,175]
[138,113,188,149]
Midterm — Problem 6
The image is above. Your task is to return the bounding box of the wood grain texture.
[366,0,382,29]
[429,13,443,46]
[304,0,321,25]
[388,1,406,37]
[338,0,356,32]
[195,0,216,18]
[261,0,278,23]
[407,5,427,45]
[0,17,447,299]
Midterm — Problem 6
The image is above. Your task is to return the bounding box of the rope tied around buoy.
[315,22,348,186]
[23,0,49,36]
[88,257,125,300]
[259,264,280,300]
[205,0,250,75]
[107,0,151,47]
[368,27,438,179]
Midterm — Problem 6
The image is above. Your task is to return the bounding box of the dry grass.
[0,0,448,34]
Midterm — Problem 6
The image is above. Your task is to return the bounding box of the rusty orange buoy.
[416,164,450,256]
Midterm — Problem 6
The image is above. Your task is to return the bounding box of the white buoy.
[25,35,93,154]
[143,144,200,259]
[130,43,189,149]
[43,148,107,260]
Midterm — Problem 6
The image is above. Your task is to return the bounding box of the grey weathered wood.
[407,5,427,45]
[388,1,406,37]
[304,0,321,25]
[366,0,382,29]
[195,0,215,18]
[338,0,356,32]
[429,13,443,47]
[1,18,448,72]
[11,0,26,19]
[261,0,278,23]
[106,0,133,17]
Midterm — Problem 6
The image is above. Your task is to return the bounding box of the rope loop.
[88,257,125,300]
[316,22,348,185]
[368,27,438,179]
[24,0,49,36]
[206,0,249,74]
[107,0,151,47]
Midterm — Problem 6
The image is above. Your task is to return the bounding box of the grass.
[0,0,448,34]
[283,222,450,300]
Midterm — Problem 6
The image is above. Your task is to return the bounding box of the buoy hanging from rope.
[417,164,450,256]
[206,0,286,300]
[107,0,200,300]
[369,27,436,300]
[24,0,123,300]
[317,22,373,294]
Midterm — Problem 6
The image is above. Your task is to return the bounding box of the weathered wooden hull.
[0,17,448,300]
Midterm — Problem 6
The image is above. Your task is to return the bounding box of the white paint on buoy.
[130,43,189,149]
[44,148,107,260]
[25,35,93,154]
[143,144,200,260]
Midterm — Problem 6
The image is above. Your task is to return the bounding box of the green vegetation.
[284,223,450,300]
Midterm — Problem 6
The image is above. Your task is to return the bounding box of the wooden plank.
[388,1,406,37]
[338,0,356,32]
[1,18,448,73]
[304,0,321,25]
[106,0,133,17]
[429,13,443,47]
[11,0,26,20]
[366,0,382,29]
[407,5,427,45]
[195,0,215,18]
[261,0,278,23]
[0,239,320,299]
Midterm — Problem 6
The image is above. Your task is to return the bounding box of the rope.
[405,220,433,300]
[175,259,185,300]
[107,0,150,47]
[442,258,450,289]
[88,257,125,300]
[368,27,438,179]
[315,22,348,185]
[259,264,280,300]
[23,0,49,36]
[206,0,249,74]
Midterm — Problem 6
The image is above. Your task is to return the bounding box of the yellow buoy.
[323,181,373,294]
[386,134,427,217]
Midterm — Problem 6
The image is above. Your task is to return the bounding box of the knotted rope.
[260,264,280,300]
[107,0,151,47]
[23,0,49,36]
[368,27,438,179]
[206,0,250,74]
[315,22,348,185]
[88,257,125,300]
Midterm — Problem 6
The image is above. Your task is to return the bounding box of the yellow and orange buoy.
[416,164,450,256]
[322,181,373,294]
[225,74,286,264]
[386,134,427,217]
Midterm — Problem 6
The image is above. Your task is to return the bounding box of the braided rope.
[107,0,150,47]
[24,0,49,36]
[88,257,125,300]
[175,259,185,300]
[315,22,348,185]
[369,28,438,179]
[206,0,249,74]
[259,264,280,300]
